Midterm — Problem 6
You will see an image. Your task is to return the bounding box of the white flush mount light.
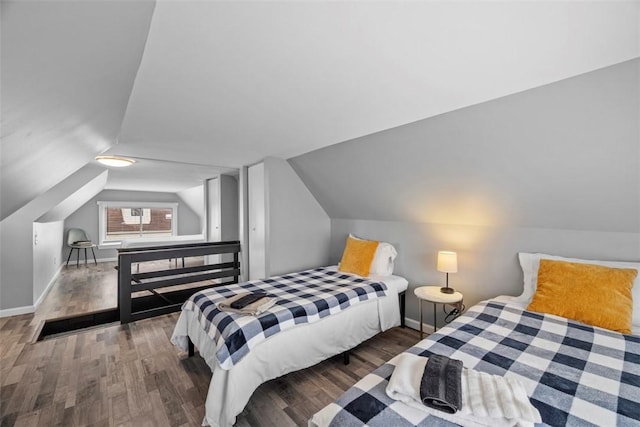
[95,155,136,167]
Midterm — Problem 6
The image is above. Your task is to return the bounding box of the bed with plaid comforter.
[176,267,388,369]
[310,299,640,427]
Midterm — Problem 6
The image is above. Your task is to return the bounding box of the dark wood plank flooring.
[0,262,420,426]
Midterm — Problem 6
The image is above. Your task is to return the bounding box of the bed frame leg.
[343,351,350,365]
[188,337,195,357]
[399,291,406,328]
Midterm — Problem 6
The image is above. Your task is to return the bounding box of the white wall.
[32,221,64,306]
[238,167,250,281]
[248,163,267,279]
[290,60,640,327]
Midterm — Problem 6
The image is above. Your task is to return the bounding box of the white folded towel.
[386,353,541,427]
[216,293,276,316]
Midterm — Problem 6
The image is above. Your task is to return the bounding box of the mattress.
[310,298,640,427]
[172,267,406,426]
[324,264,409,293]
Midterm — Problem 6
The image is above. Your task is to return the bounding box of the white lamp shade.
[437,251,458,273]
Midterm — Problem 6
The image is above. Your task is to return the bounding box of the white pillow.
[349,234,397,276]
[518,252,640,329]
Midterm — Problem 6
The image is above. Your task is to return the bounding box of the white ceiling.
[0,0,155,220]
[97,156,235,193]
[2,1,639,221]
[117,0,640,168]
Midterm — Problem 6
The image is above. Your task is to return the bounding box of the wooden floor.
[0,262,420,426]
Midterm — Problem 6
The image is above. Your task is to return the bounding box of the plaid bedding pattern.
[181,267,388,369]
[313,300,640,427]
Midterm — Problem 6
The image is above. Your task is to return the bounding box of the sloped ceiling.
[7,164,109,224]
[97,157,235,193]
[2,1,639,224]
[37,170,108,223]
[290,60,640,232]
[116,0,639,168]
[0,0,155,221]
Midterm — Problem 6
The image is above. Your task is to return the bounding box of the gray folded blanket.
[419,354,463,414]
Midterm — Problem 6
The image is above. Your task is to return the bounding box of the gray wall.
[330,220,639,327]
[64,189,203,260]
[177,184,205,234]
[220,175,239,242]
[291,59,640,328]
[0,165,106,312]
[264,157,332,276]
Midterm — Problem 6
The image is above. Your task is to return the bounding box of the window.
[98,202,178,244]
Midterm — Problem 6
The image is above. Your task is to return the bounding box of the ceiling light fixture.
[95,155,136,167]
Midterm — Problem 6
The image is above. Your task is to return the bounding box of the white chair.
[65,228,97,267]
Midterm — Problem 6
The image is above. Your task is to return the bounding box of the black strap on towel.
[419,354,463,414]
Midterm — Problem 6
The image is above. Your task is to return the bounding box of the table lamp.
[437,251,457,294]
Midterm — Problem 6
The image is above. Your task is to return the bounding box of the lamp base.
[440,287,455,294]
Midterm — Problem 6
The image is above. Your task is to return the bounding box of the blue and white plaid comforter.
[181,267,388,369]
[311,300,640,427]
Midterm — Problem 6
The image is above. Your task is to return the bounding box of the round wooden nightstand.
[414,286,463,338]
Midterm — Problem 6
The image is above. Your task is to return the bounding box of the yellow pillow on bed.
[338,236,379,277]
[527,259,637,334]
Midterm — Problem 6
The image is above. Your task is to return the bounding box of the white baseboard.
[0,305,34,318]
[1,264,64,318]
[404,317,435,335]
[34,264,64,308]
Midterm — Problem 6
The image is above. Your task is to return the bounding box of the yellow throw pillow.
[527,259,637,334]
[338,236,379,277]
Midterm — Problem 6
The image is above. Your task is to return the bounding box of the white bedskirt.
[172,278,403,427]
